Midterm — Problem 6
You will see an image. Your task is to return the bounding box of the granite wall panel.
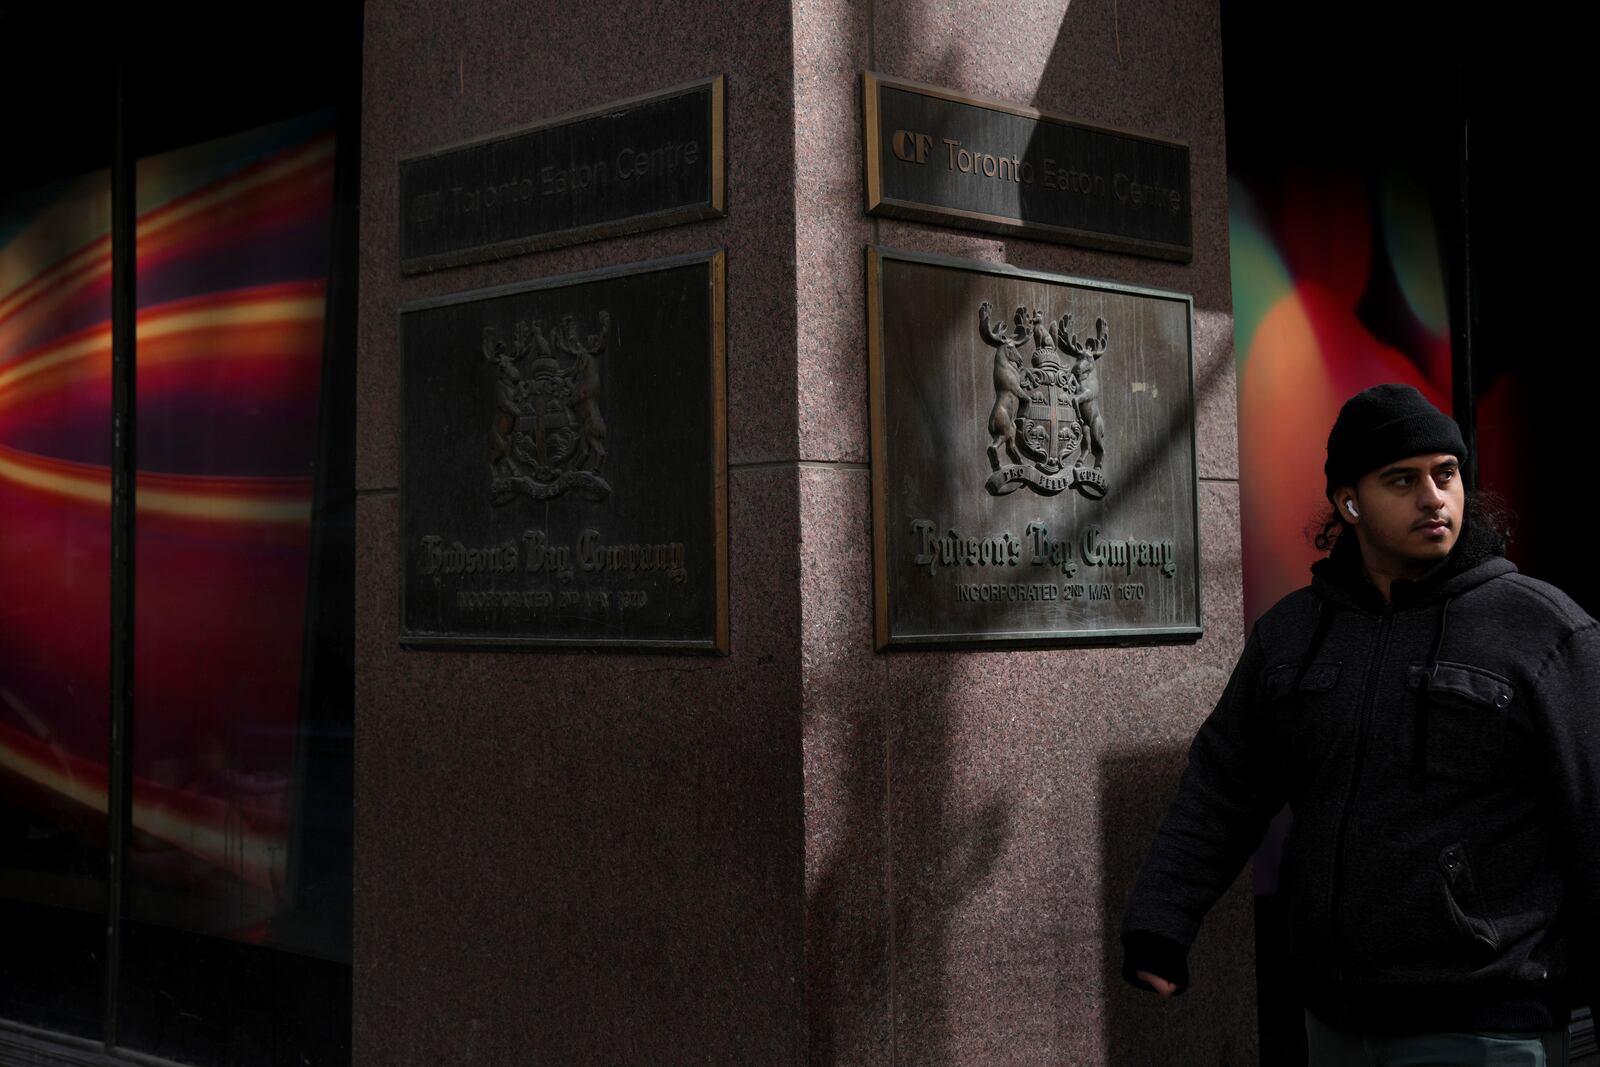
[795,0,1243,1062]
[360,0,803,491]
[360,0,1240,1062]
[360,0,809,1057]
[356,465,807,1064]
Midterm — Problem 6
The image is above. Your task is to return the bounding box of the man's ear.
[1332,487,1359,521]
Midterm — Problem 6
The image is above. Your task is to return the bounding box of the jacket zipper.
[1327,609,1391,975]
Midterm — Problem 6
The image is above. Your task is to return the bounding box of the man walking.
[1121,384,1598,1063]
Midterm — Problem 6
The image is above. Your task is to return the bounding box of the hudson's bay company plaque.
[868,248,1201,648]
[401,251,727,651]
[864,73,1191,261]
[400,76,725,272]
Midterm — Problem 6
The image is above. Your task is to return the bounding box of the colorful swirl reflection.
[1231,168,1454,623]
[0,114,335,938]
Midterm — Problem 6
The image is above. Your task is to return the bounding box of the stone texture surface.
[355,468,805,1067]
[360,0,1242,1061]
[870,479,1241,1062]
[799,466,893,1067]
[1195,308,1241,482]
[792,471,1248,1066]
[357,3,813,1060]
[793,0,873,465]
[792,0,1233,466]
[358,0,802,494]
[794,0,1243,1061]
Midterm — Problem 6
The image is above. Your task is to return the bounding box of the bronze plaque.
[400,76,726,273]
[400,251,727,651]
[864,73,1191,262]
[869,247,1201,648]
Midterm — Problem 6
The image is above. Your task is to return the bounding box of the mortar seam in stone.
[865,0,894,1056]
[881,656,896,1067]
[730,459,870,471]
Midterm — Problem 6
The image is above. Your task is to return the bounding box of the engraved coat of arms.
[981,302,1109,499]
[485,313,612,504]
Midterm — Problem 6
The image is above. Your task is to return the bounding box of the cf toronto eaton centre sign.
[864,73,1192,262]
[399,77,725,272]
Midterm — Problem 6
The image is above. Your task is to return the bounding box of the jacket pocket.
[1407,661,1513,782]
[1265,660,1342,769]
[1265,660,1341,700]
[1437,841,1500,956]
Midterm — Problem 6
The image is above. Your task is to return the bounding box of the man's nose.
[1418,478,1446,508]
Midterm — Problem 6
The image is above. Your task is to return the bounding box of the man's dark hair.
[1310,489,1515,556]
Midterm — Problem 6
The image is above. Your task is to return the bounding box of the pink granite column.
[356,0,1245,1063]
[795,0,1251,1063]
[357,2,808,1063]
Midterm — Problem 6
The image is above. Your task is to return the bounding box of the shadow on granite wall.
[798,0,1242,1059]
[355,475,810,1065]
[355,0,816,1061]
[800,16,1020,1063]
[805,650,1002,1067]
[1100,744,1257,1066]
[796,450,999,1067]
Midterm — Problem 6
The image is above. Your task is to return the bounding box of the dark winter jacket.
[1120,522,1600,1033]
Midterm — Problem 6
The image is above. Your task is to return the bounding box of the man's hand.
[1135,970,1178,997]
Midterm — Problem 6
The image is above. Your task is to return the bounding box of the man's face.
[1340,453,1464,577]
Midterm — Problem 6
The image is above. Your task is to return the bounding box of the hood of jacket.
[1308,505,1515,614]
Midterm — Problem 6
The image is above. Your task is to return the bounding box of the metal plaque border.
[867,245,1204,650]
[399,75,727,274]
[862,72,1193,263]
[397,249,729,653]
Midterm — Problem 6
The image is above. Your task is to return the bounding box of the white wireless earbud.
[1344,500,1360,519]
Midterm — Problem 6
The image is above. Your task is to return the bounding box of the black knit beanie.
[1324,384,1465,500]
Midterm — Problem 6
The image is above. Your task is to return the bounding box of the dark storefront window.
[127,114,339,951]
[0,163,115,1047]
[0,8,356,1065]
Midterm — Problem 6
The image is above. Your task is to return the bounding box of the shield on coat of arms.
[1015,362,1084,474]
[510,370,579,474]
[979,302,1109,499]
[486,315,612,505]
